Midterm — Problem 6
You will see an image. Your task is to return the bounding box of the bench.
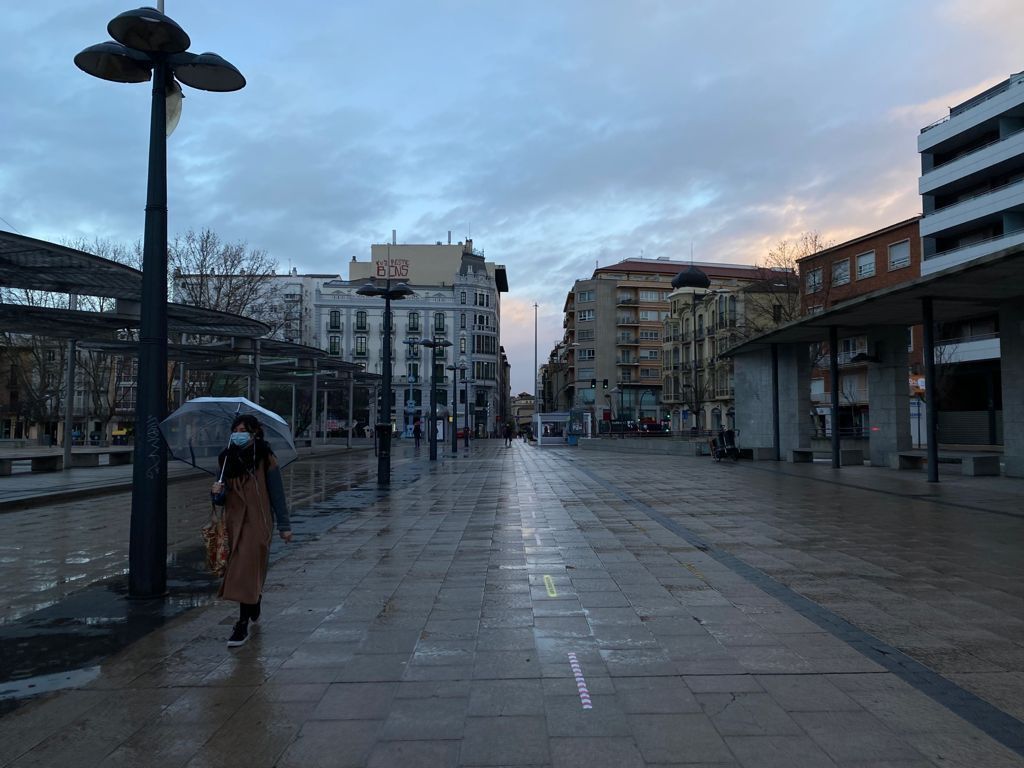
[70,450,133,468]
[961,455,1000,476]
[890,452,926,470]
[840,448,865,466]
[791,449,814,463]
[0,455,64,476]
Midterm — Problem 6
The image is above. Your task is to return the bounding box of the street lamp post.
[463,374,474,448]
[419,338,451,461]
[357,274,413,486]
[446,363,466,456]
[671,266,711,436]
[75,7,244,598]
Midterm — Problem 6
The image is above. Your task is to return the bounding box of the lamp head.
[173,51,246,92]
[74,41,152,83]
[108,7,190,54]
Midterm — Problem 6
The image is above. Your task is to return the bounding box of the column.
[866,325,912,467]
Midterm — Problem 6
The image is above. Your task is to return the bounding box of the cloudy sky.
[3,1,1022,392]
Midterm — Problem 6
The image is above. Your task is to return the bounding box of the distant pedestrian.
[211,414,292,648]
[413,421,422,448]
[503,422,514,446]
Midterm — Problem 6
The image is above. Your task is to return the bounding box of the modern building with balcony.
[919,71,1024,276]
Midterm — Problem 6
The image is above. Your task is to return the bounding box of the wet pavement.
[1,440,1023,766]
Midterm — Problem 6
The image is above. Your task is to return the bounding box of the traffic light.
[602,379,609,390]
[590,378,597,389]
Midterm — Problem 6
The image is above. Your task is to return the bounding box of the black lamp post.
[75,7,244,599]
[446,362,466,456]
[671,266,711,435]
[463,374,474,448]
[401,337,421,437]
[419,338,451,461]
[357,276,414,486]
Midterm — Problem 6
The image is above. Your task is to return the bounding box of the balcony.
[616,358,637,365]
[920,178,1024,238]
[920,128,1024,196]
[616,296,637,305]
[617,315,638,325]
[617,334,638,344]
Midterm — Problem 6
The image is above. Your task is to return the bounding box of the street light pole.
[357,268,413,486]
[463,375,473,448]
[446,363,461,456]
[75,7,244,598]
[419,338,451,461]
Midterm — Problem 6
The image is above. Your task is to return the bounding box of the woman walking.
[211,414,292,648]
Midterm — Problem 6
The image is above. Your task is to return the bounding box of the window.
[806,267,823,293]
[460,291,466,305]
[579,367,595,379]
[355,310,367,330]
[807,305,824,315]
[578,309,594,321]
[639,290,660,301]
[576,290,594,303]
[888,240,910,270]
[577,348,595,360]
[907,327,914,352]
[642,349,660,360]
[328,336,340,355]
[408,312,420,331]
[639,329,660,341]
[831,259,850,287]
[640,367,659,379]
[328,310,341,330]
[460,337,467,353]
[460,312,466,329]
[577,329,594,341]
[407,363,419,381]
[728,295,737,326]
[856,250,875,279]
[639,310,658,321]
[355,335,367,356]
[434,312,445,331]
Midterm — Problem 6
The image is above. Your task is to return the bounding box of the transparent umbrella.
[159,396,297,477]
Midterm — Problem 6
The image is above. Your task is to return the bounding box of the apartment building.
[917,74,1024,443]
[797,218,924,439]
[559,258,766,431]
[662,264,790,433]
[317,239,508,438]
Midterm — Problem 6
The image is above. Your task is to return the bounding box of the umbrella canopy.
[159,397,297,476]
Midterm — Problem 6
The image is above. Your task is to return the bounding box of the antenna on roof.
[690,241,694,265]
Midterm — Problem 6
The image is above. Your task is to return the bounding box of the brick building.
[797,217,923,438]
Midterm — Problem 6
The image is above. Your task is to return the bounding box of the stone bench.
[961,455,1000,476]
[69,450,134,468]
[840,448,865,466]
[890,452,926,470]
[0,455,64,476]
[791,449,814,463]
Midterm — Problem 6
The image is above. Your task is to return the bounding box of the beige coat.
[218,454,278,604]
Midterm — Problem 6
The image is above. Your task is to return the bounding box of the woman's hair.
[220,414,273,478]
[231,414,263,438]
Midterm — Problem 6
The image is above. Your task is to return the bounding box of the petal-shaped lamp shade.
[166,79,183,136]
[74,42,152,83]
[174,52,245,92]
[107,7,190,54]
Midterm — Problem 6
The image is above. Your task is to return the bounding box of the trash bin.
[567,435,578,446]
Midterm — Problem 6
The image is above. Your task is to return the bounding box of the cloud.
[2,0,1023,393]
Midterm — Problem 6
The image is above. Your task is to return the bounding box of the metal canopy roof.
[0,303,268,341]
[728,243,1024,354]
[0,230,143,300]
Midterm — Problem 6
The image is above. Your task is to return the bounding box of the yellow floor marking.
[684,562,706,580]
[544,575,558,597]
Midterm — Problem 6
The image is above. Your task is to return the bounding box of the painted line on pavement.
[575,462,1024,758]
[544,575,558,597]
[567,652,592,710]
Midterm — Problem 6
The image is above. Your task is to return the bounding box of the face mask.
[230,432,252,447]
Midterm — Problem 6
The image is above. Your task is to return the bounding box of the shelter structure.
[728,243,1024,480]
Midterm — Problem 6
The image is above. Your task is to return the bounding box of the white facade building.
[919,71,1024,276]
[315,239,508,438]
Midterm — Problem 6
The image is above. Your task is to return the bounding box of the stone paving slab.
[0,442,1023,766]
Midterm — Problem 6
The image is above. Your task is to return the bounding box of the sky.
[2,1,1022,393]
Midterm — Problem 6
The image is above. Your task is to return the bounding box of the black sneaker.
[250,596,261,625]
[227,620,249,648]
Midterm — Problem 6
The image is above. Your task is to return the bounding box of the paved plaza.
[1,441,1023,767]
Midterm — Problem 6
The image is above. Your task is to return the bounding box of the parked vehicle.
[709,428,740,462]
